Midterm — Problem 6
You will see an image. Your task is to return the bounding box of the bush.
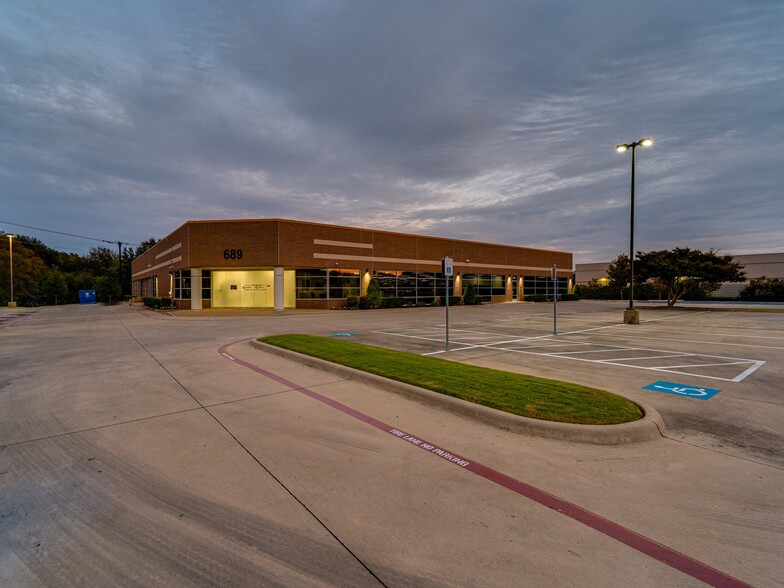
[345,295,359,309]
[381,297,406,308]
[463,283,479,305]
[358,295,371,309]
[560,294,580,301]
[524,294,546,302]
[571,284,582,298]
[143,297,174,310]
[740,277,784,301]
[578,280,662,301]
[439,295,462,306]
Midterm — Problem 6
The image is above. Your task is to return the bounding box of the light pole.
[5,233,15,308]
[616,137,652,324]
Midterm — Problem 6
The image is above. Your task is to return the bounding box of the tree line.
[0,236,158,306]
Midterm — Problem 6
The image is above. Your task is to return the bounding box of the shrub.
[463,283,479,305]
[345,295,359,309]
[740,277,784,301]
[366,278,382,308]
[560,294,580,301]
[358,295,371,309]
[143,296,174,310]
[381,297,406,308]
[439,295,462,306]
[524,294,546,302]
[571,284,582,298]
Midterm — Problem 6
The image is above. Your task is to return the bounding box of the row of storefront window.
[296,269,568,302]
[166,269,569,301]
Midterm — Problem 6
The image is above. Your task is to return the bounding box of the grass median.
[258,334,642,425]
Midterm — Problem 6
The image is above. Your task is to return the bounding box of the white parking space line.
[657,360,755,369]
[595,353,693,362]
[373,327,767,382]
[588,332,784,352]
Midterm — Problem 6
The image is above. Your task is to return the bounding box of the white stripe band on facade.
[132,256,183,277]
[155,242,182,259]
[312,253,569,274]
[313,239,373,249]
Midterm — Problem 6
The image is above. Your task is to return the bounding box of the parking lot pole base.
[623,309,640,324]
[7,301,16,308]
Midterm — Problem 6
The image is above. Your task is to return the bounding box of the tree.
[85,246,116,276]
[636,248,745,307]
[606,254,630,300]
[95,273,122,304]
[366,278,382,308]
[0,240,47,306]
[40,268,68,305]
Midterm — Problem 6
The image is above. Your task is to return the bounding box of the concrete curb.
[250,340,666,445]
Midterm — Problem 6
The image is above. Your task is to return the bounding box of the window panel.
[296,269,327,299]
[328,269,360,298]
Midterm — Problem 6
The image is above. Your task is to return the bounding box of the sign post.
[442,257,453,351]
[552,264,557,336]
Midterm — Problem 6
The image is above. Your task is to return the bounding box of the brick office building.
[131,219,573,310]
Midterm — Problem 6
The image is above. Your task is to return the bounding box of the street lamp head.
[6,234,14,240]
[616,144,629,152]
[640,137,653,147]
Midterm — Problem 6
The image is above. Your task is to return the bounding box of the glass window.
[201,271,211,300]
[464,273,492,301]
[173,269,192,300]
[417,272,435,301]
[397,272,417,299]
[373,270,399,298]
[491,274,506,296]
[328,269,360,299]
[523,276,568,298]
[296,269,327,299]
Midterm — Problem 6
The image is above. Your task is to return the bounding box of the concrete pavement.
[1,303,781,586]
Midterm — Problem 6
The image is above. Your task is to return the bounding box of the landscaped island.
[258,335,642,425]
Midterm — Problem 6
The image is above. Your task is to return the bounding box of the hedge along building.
[131,219,573,310]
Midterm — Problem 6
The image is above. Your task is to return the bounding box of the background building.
[132,219,573,310]
[575,252,784,297]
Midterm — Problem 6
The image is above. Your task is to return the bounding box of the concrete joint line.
[250,340,665,445]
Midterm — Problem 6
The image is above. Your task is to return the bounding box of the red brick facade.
[131,219,573,309]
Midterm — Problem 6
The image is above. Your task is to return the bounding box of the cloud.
[0,1,782,262]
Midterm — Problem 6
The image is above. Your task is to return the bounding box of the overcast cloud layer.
[1,1,782,262]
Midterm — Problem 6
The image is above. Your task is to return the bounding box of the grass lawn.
[258,334,642,425]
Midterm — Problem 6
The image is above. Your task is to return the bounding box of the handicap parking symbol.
[643,380,720,400]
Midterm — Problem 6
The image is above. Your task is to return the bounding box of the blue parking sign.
[643,381,721,400]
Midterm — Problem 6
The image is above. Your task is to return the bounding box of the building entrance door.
[212,270,274,307]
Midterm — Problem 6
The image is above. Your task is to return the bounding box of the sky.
[1,1,782,263]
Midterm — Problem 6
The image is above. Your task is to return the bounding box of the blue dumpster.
[79,290,97,304]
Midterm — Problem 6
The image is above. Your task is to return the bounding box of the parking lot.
[1,301,782,586]
[354,302,782,466]
[375,325,765,382]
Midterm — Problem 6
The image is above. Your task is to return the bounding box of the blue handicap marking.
[643,380,720,400]
[330,332,355,337]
